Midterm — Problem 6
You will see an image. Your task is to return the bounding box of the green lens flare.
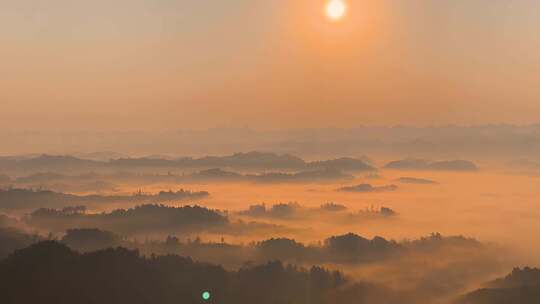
[202,291,211,301]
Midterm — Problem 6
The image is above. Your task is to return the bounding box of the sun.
[326,0,347,21]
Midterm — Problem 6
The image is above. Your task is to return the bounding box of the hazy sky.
[1,0,539,130]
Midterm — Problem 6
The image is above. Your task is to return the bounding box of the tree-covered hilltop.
[457,267,540,304]
[25,204,229,235]
[0,188,209,211]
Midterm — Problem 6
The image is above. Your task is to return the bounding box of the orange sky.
[1,0,539,130]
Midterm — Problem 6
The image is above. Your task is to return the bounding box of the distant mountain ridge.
[0,152,376,174]
[3,125,540,159]
[385,159,478,171]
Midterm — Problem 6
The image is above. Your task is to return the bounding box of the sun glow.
[326,0,347,21]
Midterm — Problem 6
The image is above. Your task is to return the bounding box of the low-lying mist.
[1,152,540,303]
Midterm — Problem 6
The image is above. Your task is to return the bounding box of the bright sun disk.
[326,0,347,21]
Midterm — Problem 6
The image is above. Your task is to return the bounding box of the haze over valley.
[2,0,540,303]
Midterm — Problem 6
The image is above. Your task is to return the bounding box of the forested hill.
[0,241,410,304]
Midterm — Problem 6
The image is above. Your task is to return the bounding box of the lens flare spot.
[202,291,211,301]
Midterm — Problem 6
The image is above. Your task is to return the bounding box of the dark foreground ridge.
[0,241,409,304]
